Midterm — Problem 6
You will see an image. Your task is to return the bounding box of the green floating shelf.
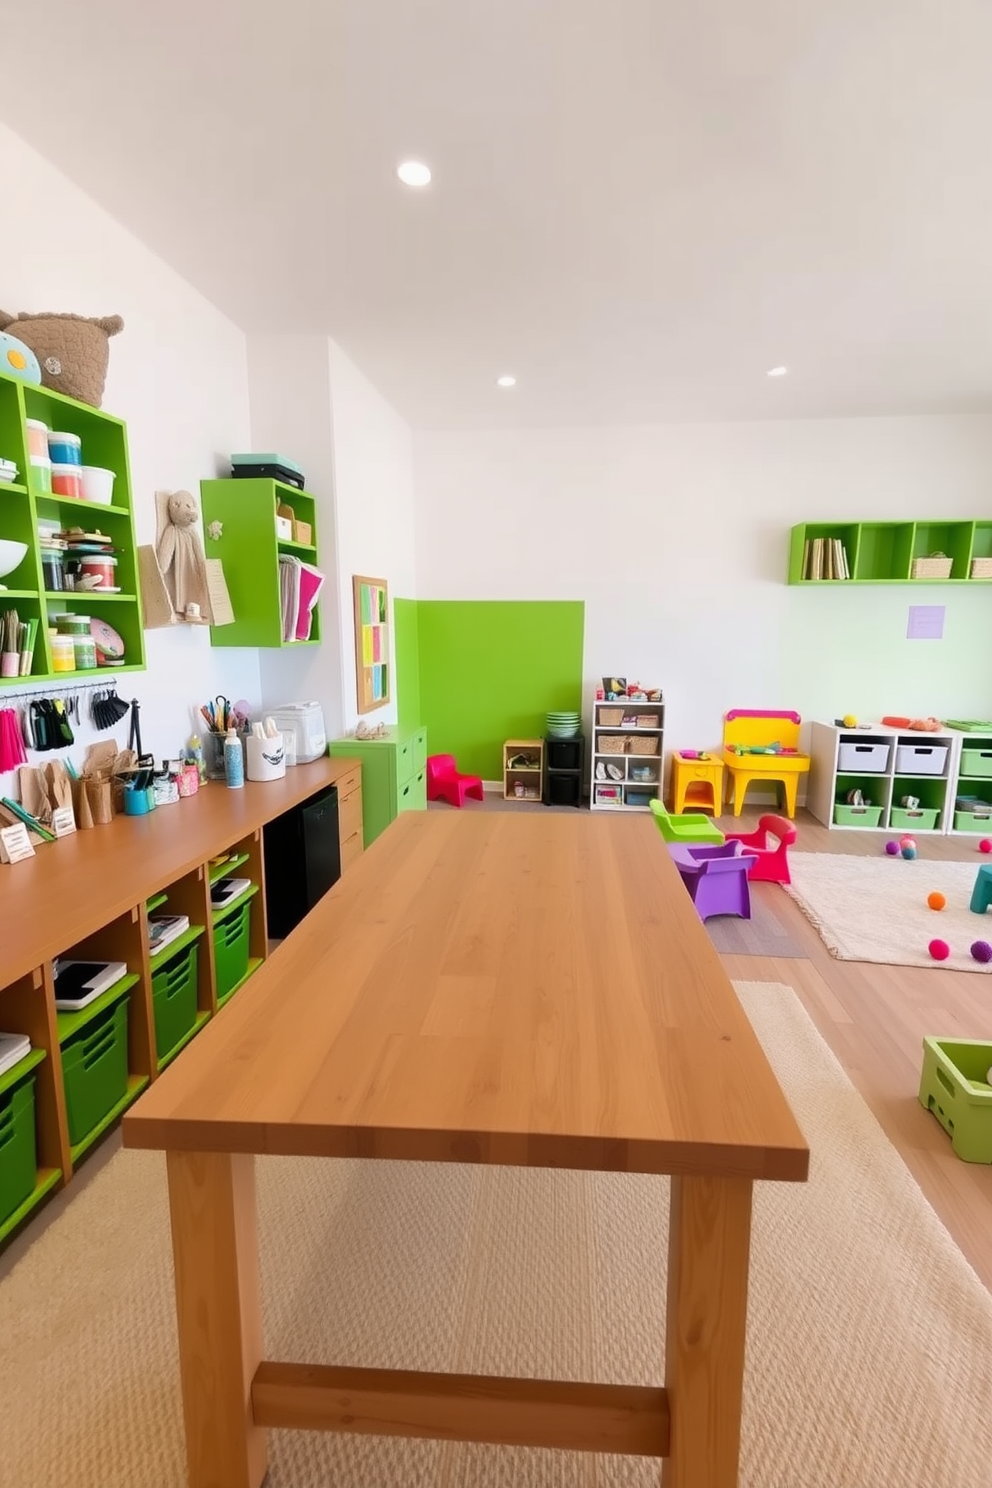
[146,891,169,914]
[211,881,259,925]
[208,850,250,884]
[788,519,992,585]
[0,1167,62,1245]
[56,973,140,1044]
[0,480,27,494]
[156,1009,211,1073]
[217,957,263,1009]
[69,1074,148,1165]
[148,924,206,966]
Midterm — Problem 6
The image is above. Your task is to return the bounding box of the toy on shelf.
[649,798,724,846]
[723,814,797,885]
[721,710,810,819]
[0,309,123,407]
[880,715,944,732]
[426,753,484,809]
[667,841,754,923]
[0,327,41,387]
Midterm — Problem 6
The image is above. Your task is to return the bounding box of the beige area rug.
[2,981,991,1487]
[786,851,992,972]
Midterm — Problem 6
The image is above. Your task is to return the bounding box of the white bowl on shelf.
[0,539,28,583]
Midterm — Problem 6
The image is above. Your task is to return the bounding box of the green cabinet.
[328,726,427,847]
[200,477,320,647]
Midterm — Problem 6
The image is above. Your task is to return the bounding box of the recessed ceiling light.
[767,365,788,377]
[496,375,516,388]
[397,160,431,187]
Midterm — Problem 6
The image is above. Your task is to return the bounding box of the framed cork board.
[353,575,390,713]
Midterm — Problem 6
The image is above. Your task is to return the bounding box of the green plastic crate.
[152,943,199,1061]
[61,996,129,1147]
[833,803,883,827]
[214,898,251,1002]
[960,750,992,779]
[954,809,992,833]
[889,807,940,831]
[919,1038,992,1163]
[0,1073,37,1229]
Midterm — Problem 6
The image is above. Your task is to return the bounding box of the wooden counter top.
[125,810,809,1182]
[1,757,354,988]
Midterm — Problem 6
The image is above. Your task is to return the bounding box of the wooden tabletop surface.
[124,810,808,1180]
[1,757,352,989]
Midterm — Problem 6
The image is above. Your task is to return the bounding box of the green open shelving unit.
[0,366,146,685]
[788,519,992,584]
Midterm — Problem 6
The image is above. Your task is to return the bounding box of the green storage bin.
[954,809,992,833]
[960,750,992,779]
[889,807,940,831]
[152,943,199,1060]
[833,803,883,827]
[214,898,251,1002]
[919,1038,992,1163]
[61,996,129,1147]
[0,1073,38,1229]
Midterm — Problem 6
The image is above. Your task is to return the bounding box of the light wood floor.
[720,806,992,1291]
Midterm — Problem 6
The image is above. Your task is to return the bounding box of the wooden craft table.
[124,811,808,1487]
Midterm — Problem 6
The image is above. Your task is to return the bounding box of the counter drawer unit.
[329,727,427,847]
[895,743,948,775]
[837,742,889,773]
[61,996,129,1148]
[919,1038,992,1163]
[0,1070,38,1230]
[152,943,199,1062]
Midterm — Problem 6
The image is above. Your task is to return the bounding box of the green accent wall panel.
[414,601,584,781]
[394,597,422,733]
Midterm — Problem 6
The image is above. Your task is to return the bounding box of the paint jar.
[41,550,64,591]
[25,418,49,460]
[51,635,75,673]
[78,554,117,589]
[55,614,91,636]
[48,432,82,466]
[79,466,115,505]
[30,455,52,494]
[51,463,82,498]
[72,636,98,671]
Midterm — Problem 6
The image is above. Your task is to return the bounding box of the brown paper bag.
[86,777,113,826]
[17,766,53,828]
[73,775,94,830]
[44,760,73,815]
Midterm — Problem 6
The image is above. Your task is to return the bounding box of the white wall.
[328,341,416,733]
[0,121,259,794]
[413,417,992,751]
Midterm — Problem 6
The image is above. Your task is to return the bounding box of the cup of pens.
[199,696,250,780]
[246,718,286,782]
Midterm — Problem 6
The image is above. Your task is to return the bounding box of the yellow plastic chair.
[649,798,725,845]
[721,710,810,818]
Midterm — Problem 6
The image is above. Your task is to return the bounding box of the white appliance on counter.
[269,702,326,764]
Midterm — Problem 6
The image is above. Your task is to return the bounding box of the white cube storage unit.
[950,727,992,832]
[590,696,665,811]
[808,721,958,834]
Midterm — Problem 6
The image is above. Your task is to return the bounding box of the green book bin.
[0,1072,38,1230]
[919,1038,992,1163]
[214,899,251,1002]
[61,995,129,1147]
[152,943,199,1061]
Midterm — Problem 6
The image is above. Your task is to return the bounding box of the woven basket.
[971,557,992,579]
[629,735,660,756]
[911,555,953,579]
[598,735,627,755]
[598,707,624,725]
[635,713,660,729]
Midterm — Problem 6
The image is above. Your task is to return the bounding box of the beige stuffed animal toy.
[155,489,212,623]
[0,310,123,407]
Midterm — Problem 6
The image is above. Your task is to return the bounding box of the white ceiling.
[3,0,992,429]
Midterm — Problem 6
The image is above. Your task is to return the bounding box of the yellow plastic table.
[670,752,725,815]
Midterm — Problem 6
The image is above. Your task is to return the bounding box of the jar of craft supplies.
[72,636,98,671]
[51,463,82,499]
[47,431,82,466]
[25,418,49,460]
[51,635,75,673]
[30,456,52,493]
[55,614,90,636]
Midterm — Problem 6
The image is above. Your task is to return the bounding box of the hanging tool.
[128,699,154,769]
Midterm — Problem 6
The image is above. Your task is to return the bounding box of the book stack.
[801,536,850,580]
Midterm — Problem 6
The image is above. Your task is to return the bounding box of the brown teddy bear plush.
[0,310,123,408]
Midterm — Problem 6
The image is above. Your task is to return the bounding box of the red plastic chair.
[723,814,797,884]
[426,754,484,808]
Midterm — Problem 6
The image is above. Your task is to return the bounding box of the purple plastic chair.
[667,841,754,922]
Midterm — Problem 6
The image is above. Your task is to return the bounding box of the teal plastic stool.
[969,864,992,914]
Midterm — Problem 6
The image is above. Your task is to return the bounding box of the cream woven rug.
[786,851,992,971]
[2,981,991,1487]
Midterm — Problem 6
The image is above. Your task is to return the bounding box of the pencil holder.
[123,784,155,816]
[246,734,286,782]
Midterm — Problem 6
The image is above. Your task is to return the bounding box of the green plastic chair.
[649,797,725,846]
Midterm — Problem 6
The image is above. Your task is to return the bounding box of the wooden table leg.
[662,1175,753,1488]
[167,1151,268,1488]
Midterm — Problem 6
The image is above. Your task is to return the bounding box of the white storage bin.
[838,741,890,773]
[895,743,948,776]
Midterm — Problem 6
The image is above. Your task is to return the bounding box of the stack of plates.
[547,710,581,739]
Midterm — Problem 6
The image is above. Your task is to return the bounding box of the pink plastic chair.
[723,814,797,884]
[426,754,484,808]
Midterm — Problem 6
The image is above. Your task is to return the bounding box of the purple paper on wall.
[907,605,945,640]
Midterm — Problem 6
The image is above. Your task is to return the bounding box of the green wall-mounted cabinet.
[788,520,992,585]
[200,477,321,647]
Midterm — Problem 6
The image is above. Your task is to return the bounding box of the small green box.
[61,996,129,1147]
[919,1038,992,1163]
[0,1073,37,1229]
[833,803,883,827]
[890,807,940,831]
[960,750,992,779]
[214,899,251,1002]
[954,809,992,833]
[152,943,199,1061]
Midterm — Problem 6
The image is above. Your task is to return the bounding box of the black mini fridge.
[263,786,341,940]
